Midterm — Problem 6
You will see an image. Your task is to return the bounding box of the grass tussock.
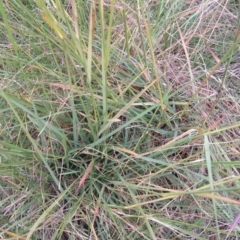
[0,0,240,239]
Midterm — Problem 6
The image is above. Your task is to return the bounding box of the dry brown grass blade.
[205,42,220,64]
[0,227,28,240]
[77,160,94,192]
[125,191,240,210]
[176,22,193,82]
[196,193,240,206]
[113,146,139,157]
[47,82,82,91]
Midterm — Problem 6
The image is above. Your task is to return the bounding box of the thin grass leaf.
[204,134,220,239]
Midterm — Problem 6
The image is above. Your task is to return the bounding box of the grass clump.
[0,0,240,239]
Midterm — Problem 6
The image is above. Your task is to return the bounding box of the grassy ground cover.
[0,0,240,239]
